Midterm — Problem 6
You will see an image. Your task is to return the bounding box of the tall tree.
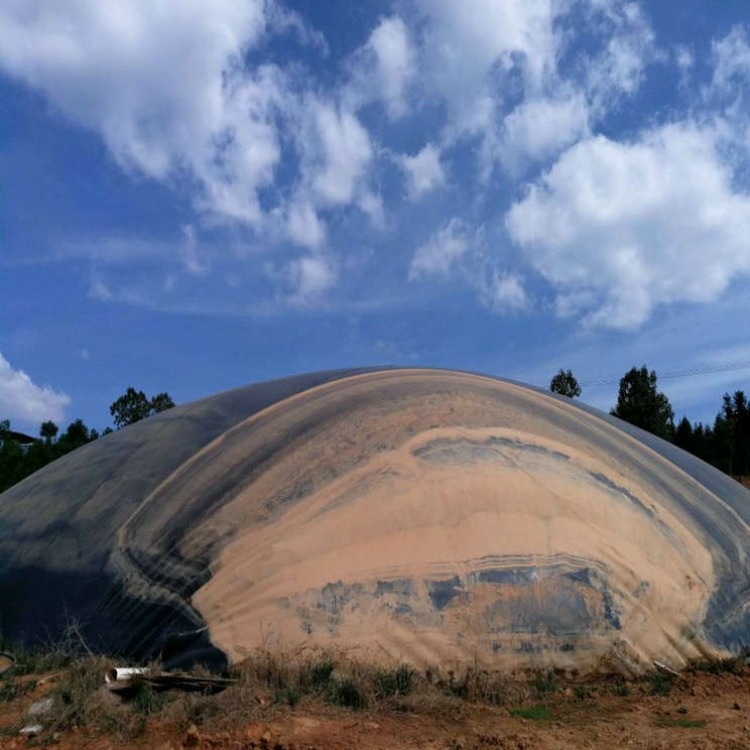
[674,416,693,451]
[549,369,581,398]
[40,420,59,442]
[149,392,176,414]
[717,391,750,475]
[61,418,90,449]
[109,387,176,429]
[611,366,674,440]
[109,387,151,429]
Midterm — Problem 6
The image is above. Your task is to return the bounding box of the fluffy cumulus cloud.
[348,15,415,119]
[304,102,374,208]
[409,219,473,280]
[398,144,446,200]
[412,0,652,165]
[278,254,338,307]
[483,273,529,313]
[3,0,750,328]
[0,0,282,226]
[416,0,557,116]
[582,1,657,113]
[0,354,70,425]
[506,123,750,328]
[496,94,590,175]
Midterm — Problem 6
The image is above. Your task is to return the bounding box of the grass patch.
[0,677,36,703]
[327,677,367,709]
[373,664,413,699]
[509,705,552,721]
[532,675,558,696]
[0,645,730,741]
[48,656,112,732]
[649,672,673,696]
[687,656,742,675]
[655,717,706,729]
[309,660,335,689]
[273,686,301,706]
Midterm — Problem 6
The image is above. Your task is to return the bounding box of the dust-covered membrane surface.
[1,368,750,676]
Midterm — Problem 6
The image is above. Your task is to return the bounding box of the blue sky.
[2,0,750,434]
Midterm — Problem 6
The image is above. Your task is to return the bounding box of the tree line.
[550,366,750,479]
[0,387,174,494]
[3,369,750,496]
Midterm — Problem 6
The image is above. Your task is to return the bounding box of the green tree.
[40,420,59,442]
[60,418,90,449]
[674,416,693,451]
[109,387,175,429]
[109,388,151,429]
[149,392,176,414]
[611,366,674,440]
[716,391,750,476]
[549,369,581,398]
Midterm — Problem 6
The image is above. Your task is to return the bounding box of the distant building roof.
[0,429,35,444]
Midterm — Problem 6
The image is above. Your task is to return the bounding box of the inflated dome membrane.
[2,367,750,673]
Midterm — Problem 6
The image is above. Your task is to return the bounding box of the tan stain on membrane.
[116,369,724,672]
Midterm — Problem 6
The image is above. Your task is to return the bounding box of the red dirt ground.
[2,667,750,749]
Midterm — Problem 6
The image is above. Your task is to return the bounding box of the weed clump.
[649,672,674,696]
[373,664,413,699]
[327,677,367,709]
[309,659,335,689]
[509,704,552,721]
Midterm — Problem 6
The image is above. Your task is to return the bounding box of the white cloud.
[675,45,694,72]
[582,1,658,114]
[180,225,210,276]
[279,254,337,307]
[0,353,70,426]
[350,16,414,119]
[497,94,590,174]
[0,1,289,227]
[409,220,531,319]
[711,25,750,98]
[398,144,446,200]
[483,273,529,313]
[88,276,114,301]
[409,0,654,180]
[415,0,557,140]
[506,122,750,329]
[409,219,472,280]
[285,199,327,249]
[303,101,374,207]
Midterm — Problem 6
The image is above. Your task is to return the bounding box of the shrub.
[373,664,413,699]
[328,678,366,709]
[649,672,673,696]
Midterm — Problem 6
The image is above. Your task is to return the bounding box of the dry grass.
[2,646,744,743]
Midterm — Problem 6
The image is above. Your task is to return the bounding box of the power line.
[580,360,750,388]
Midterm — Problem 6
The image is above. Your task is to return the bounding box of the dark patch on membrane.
[375,578,415,598]
[426,576,463,610]
[413,436,570,465]
[474,567,539,586]
[0,566,227,671]
[586,471,655,519]
[317,580,364,617]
